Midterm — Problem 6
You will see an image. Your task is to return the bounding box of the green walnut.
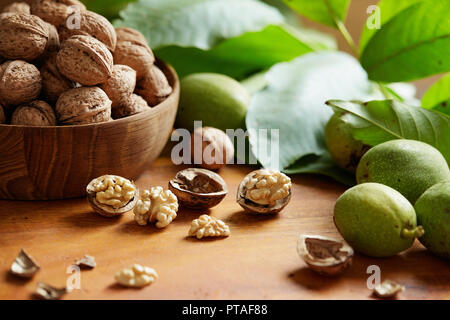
[414,181,450,260]
[325,113,370,173]
[334,183,424,258]
[176,73,250,131]
[356,139,450,204]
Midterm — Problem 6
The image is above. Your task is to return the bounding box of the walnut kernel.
[134,186,178,228]
[99,64,136,108]
[11,100,56,126]
[2,2,30,14]
[135,65,172,106]
[112,93,148,119]
[115,264,158,288]
[188,214,230,239]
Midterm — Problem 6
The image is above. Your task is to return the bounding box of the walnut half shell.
[169,168,228,210]
[297,234,354,276]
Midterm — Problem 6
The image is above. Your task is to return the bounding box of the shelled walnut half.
[188,214,230,240]
[115,264,158,288]
[87,175,138,217]
[297,235,354,276]
[134,186,178,228]
[237,169,292,214]
[169,168,228,210]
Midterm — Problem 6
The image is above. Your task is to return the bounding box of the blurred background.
[0,0,440,96]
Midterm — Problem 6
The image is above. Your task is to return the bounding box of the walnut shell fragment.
[2,2,31,14]
[237,169,292,214]
[10,249,40,278]
[297,235,354,276]
[57,35,113,86]
[30,0,85,27]
[169,168,228,210]
[99,64,136,108]
[86,175,138,217]
[112,94,148,119]
[0,13,49,61]
[11,100,56,126]
[373,280,405,299]
[135,65,172,106]
[34,282,66,300]
[75,254,96,269]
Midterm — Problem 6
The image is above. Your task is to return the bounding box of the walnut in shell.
[112,94,148,119]
[0,14,49,61]
[115,27,148,47]
[135,65,172,106]
[0,60,42,106]
[191,127,234,170]
[0,103,5,124]
[2,2,30,14]
[11,100,56,126]
[40,53,77,103]
[56,86,112,125]
[30,0,85,27]
[99,64,136,108]
[113,40,155,79]
[57,35,113,85]
[45,22,60,53]
[58,10,117,52]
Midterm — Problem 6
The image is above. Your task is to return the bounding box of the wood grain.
[0,158,448,300]
[0,62,179,201]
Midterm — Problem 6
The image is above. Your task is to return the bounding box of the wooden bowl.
[0,61,179,200]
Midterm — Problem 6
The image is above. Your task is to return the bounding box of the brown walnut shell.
[113,40,155,79]
[30,0,85,27]
[0,60,42,106]
[0,102,5,124]
[0,14,49,61]
[169,168,228,210]
[58,10,117,52]
[11,100,56,126]
[57,35,113,85]
[135,65,172,106]
[99,64,136,108]
[297,235,354,276]
[56,86,112,125]
[40,53,77,103]
[45,22,60,52]
[2,2,31,14]
[112,94,148,119]
[115,27,148,47]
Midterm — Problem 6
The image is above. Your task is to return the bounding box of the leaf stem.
[335,19,359,58]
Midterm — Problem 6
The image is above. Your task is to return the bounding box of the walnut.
[0,60,42,106]
[0,103,5,124]
[237,169,292,214]
[113,40,155,79]
[188,214,230,239]
[45,22,60,52]
[112,94,148,119]
[57,35,113,86]
[56,86,112,125]
[135,65,172,106]
[58,10,117,52]
[134,186,178,228]
[115,27,148,47]
[86,175,138,217]
[0,14,49,61]
[115,264,158,288]
[99,64,136,108]
[30,0,85,27]
[191,127,234,170]
[40,53,77,103]
[2,2,31,14]
[11,100,56,126]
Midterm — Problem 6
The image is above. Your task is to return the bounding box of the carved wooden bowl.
[0,61,179,200]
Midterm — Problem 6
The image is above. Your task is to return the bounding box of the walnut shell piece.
[10,249,40,278]
[56,35,113,86]
[169,168,228,210]
[58,10,117,52]
[2,2,31,14]
[99,64,136,108]
[30,0,85,27]
[112,94,148,119]
[135,65,172,106]
[134,186,178,228]
[86,175,138,217]
[0,14,49,61]
[40,53,76,103]
[237,169,292,214]
[191,127,234,170]
[297,235,354,276]
[11,100,56,126]
[56,87,112,125]
[373,280,405,299]
[115,264,158,288]
[34,282,66,300]
[113,40,155,79]
[0,60,42,106]
[188,214,231,239]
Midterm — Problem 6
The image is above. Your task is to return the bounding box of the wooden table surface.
[0,157,449,300]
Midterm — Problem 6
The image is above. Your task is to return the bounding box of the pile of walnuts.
[0,0,172,126]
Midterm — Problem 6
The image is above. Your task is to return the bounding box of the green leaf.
[282,0,351,27]
[360,0,450,82]
[114,0,284,50]
[359,0,425,51]
[326,100,450,163]
[246,51,373,172]
[422,73,450,115]
[82,0,135,20]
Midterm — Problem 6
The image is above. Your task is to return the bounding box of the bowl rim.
[0,60,179,129]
